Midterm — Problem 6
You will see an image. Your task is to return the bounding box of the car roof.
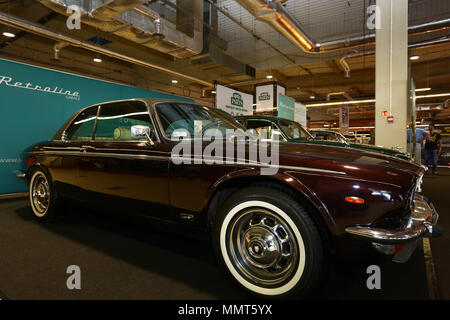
[72,97,200,114]
[236,115,283,122]
[53,98,204,140]
[309,130,336,134]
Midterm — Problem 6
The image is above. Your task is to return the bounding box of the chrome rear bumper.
[345,194,441,244]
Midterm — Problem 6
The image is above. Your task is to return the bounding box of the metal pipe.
[38,0,203,58]
[226,78,272,87]
[338,50,375,78]
[337,34,450,80]
[133,6,162,35]
[318,18,450,49]
[205,0,295,64]
[327,92,353,101]
[408,18,450,31]
[53,41,69,60]
[338,58,351,78]
[408,37,450,48]
[0,11,213,87]
[235,0,315,52]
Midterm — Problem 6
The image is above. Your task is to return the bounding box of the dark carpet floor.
[0,169,448,299]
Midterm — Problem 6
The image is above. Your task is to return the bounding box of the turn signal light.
[345,196,365,204]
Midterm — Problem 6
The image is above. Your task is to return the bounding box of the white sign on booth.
[294,102,307,128]
[255,84,274,112]
[215,84,253,116]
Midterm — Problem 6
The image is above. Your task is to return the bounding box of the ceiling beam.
[285,56,450,96]
[326,60,343,75]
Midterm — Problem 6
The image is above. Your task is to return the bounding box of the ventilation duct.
[191,1,255,79]
[236,1,450,56]
[0,11,212,87]
[38,0,203,59]
[235,0,314,52]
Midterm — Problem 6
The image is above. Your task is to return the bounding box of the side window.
[94,101,156,142]
[235,118,246,127]
[65,106,98,141]
[246,120,273,141]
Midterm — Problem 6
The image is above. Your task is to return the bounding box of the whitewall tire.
[213,185,326,298]
[29,168,60,221]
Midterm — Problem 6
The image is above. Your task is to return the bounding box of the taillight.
[27,156,36,167]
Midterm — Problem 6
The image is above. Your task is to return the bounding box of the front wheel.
[213,185,326,298]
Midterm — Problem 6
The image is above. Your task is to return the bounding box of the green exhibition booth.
[0,58,189,195]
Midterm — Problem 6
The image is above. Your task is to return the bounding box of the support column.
[375,0,408,151]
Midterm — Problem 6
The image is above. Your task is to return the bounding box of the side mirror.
[271,129,283,141]
[131,125,154,145]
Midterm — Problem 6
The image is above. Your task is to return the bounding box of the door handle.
[80,145,96,152]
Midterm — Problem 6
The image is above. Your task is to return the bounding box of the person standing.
[407,125,427,164]
[424,124,442,174]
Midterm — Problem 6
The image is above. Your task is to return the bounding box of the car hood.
[276,142,422,186]
[348,142,407,158]
[290,139,408,160]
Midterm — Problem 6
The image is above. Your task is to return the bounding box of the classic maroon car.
[23,98,441,298]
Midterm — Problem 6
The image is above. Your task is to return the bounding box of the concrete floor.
[0,169,448,300]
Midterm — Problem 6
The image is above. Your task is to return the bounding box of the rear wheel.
[213,185,326,298]
[29,168,61,221]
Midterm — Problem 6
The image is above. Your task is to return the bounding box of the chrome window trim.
[246,119,288,142]
[31,150,346,176]
[95,100,161,144]
[59,99,161,144]
[61,104,99,142]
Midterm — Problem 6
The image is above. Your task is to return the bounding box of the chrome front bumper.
[345,194,441,244]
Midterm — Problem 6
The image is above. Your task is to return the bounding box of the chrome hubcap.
[31,173,49,214]
[228,209,298,287]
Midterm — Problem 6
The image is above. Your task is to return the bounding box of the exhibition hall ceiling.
[0,0,449,125]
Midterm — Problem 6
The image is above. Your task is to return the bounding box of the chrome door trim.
[32,150,346,176]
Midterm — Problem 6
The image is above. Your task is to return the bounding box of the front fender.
[205,168,338,235]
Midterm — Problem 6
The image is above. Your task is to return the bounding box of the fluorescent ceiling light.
[93,58,102,63]
[349,126,375,129]
[2,32,15,38]
[171,80,178,84]
[266,75,273,79]
[306,99,375,107]
[415,88,431,92]
[410,55,420,61]
[415,93,450,99]
[211,90,216,94]
[309,96,315,99]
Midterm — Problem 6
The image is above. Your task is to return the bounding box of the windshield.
[155,102,246,139]
[310,131,348,143]
[335,133,348,143]
[278,119,313,141]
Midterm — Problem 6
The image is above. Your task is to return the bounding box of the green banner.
[0,58,191,194]
[277,93,295,120]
